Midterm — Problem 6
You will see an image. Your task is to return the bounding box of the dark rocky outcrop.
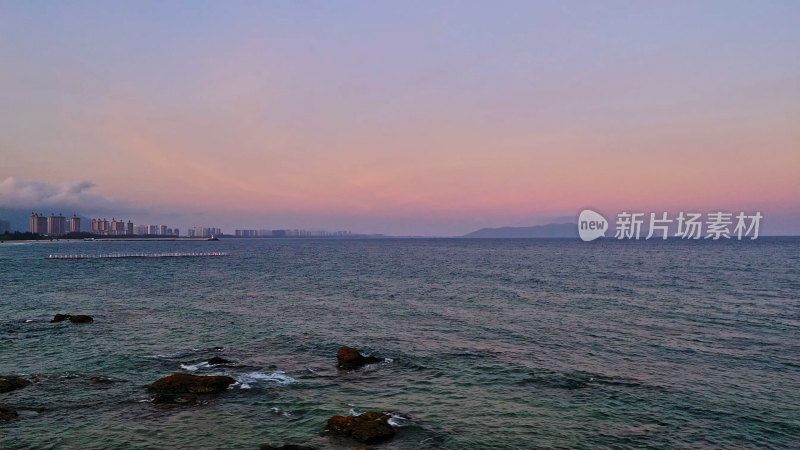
[336,347,383,370]
[0,376,30,393]
[207,356,232,365]
[260,445,316,450]
[0,404,18,421]
[147,373,235,404]
[326,411,396,444]
[148,373,235,394]
[50,314,94,323]
[69,315,94,323]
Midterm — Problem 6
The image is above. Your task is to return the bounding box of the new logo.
[578,209,608,241]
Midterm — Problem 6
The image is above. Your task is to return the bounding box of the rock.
[147,373,235,404]
[50,314,94,323]
[148,373,235,395]
[260,445,316,450]
[207,356,231,365]
[69,315,93,323]
[0,376,30,393]
[327,411,396,444]
[0,404,18,421]
[336,347,383,370]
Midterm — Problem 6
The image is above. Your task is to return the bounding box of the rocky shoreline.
[2,333,405,448]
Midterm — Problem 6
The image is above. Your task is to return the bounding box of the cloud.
[0,176,122,212]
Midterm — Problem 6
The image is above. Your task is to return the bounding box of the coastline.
[0,238,213,244]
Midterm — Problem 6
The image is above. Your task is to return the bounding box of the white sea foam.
[180,362,209,372]
[388,413,412,427]
[271,407,293,417]
[235,371,297,389]
[348,409,409,427]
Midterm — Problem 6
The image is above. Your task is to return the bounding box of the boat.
[207,235,219,241]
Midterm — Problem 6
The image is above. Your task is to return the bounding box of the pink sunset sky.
[1,2,798,235]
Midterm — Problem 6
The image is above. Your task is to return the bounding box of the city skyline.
[23,211,185,237]
[12,208,354,238]
[1,2,799,236]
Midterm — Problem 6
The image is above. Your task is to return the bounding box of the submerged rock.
[151,393,201,405]
[89,376,116,384]
[207,356,232,365]
[336,347,383,370]
[50,314,70,323]
[0,376,30,393]
[327,411,396,444]
[0,404,18,421]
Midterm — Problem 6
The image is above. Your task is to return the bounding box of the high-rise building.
[91,218,110,235]
[147,225,159,235]
[126,221,134,235]
[110,218,124,235]
[173,228,180,237]
[47,213,67,236]
[189,226,220,237]
[159,225,168,235]
[30,213,48,234]
[70,215,81,234]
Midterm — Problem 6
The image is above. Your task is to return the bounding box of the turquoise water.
[1,238,799,449]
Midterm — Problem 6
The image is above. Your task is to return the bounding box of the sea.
[1,238,798,449]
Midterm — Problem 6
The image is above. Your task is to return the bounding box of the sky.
[1,1,799,235]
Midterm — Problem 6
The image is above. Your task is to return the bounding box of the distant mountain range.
[463,223,578,238]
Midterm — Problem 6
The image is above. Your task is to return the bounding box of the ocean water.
[1,238,799,449]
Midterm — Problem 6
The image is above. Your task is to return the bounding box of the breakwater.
[46,252,228,260]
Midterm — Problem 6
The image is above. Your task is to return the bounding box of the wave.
[234,371,297,389]
[387,412,413,427]
[146,347,226,360]
[146,350,197,360]
[519,369,646,390]
[347,409,412,428]
[179,362,210,372]
[270,407,293,417]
